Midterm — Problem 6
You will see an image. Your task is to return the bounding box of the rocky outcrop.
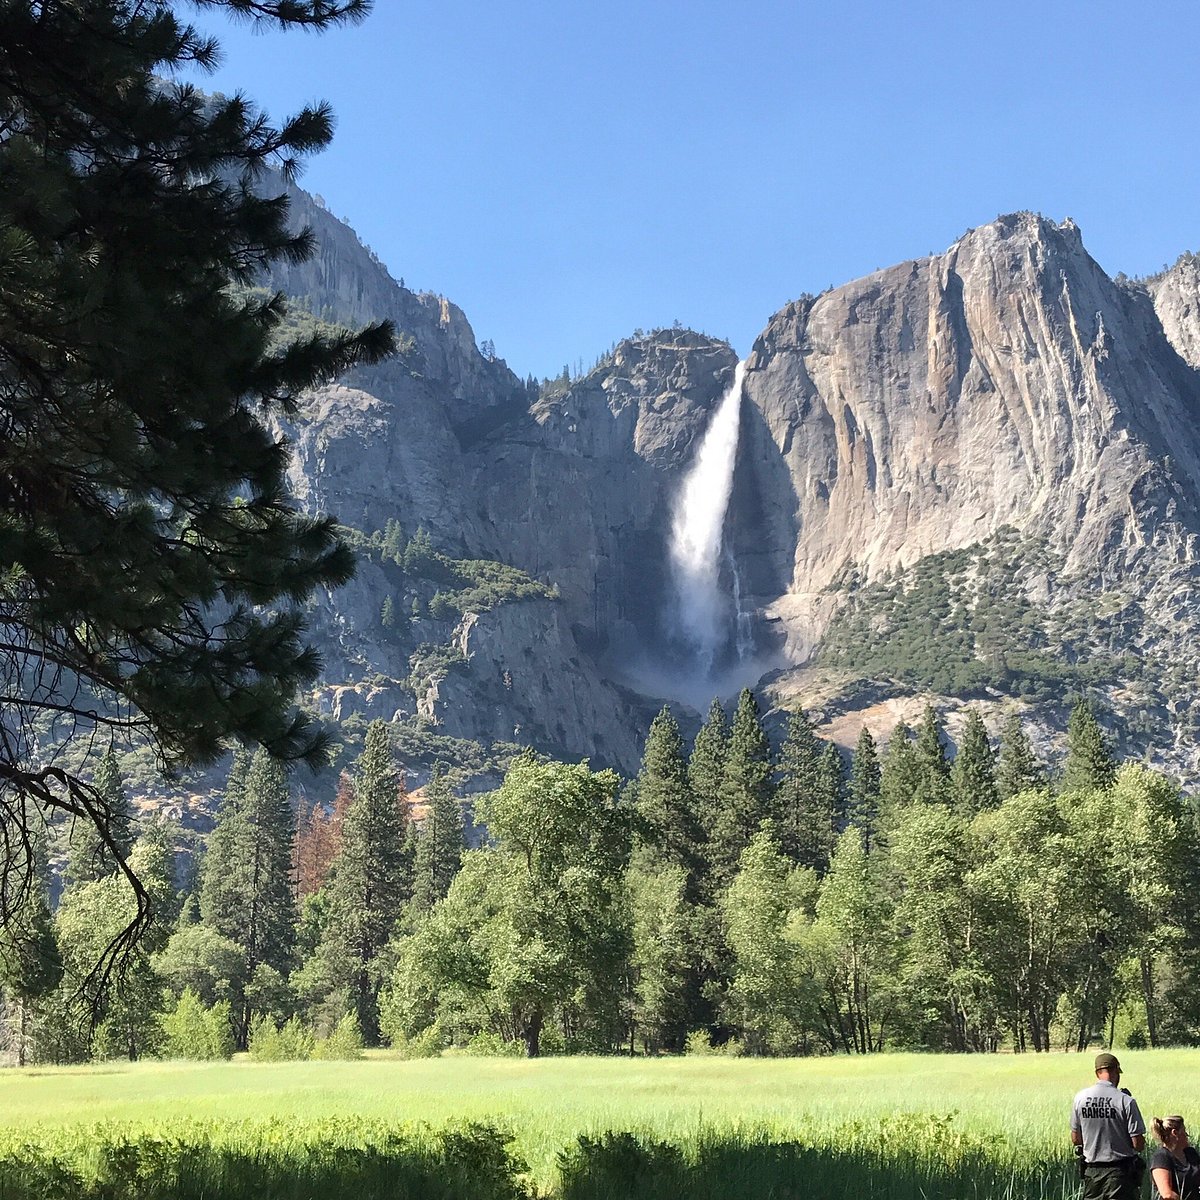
[1149,253,1200,370]
[266,191,736,775]
[265,190,1200,782]
[735,214,1200,664]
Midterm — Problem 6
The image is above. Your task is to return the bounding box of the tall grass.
[2,1051,1191,1196]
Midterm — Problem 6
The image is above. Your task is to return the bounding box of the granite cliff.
[263,194,1200,785]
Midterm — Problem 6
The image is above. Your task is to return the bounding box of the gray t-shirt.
[1071,1080,1146,1163]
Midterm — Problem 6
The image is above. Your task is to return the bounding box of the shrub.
[392,1022,444,1060]
[160,990,234,1061]
[313,1013,365,1061]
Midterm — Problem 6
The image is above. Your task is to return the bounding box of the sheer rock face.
[1149,254,1200,370]
[273,191,1200,776]
[735,213,1200,661]
[268,190,735,771]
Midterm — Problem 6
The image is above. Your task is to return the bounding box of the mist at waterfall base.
[620,362,785,714]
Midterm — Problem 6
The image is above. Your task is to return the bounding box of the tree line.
[4,695,1197,1062]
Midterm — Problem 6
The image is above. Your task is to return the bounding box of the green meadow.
[0,1050,1194,1197]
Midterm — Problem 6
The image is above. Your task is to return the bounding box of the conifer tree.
[951,709,999,814]
[1062,700,1117,793]
[634,707,701,888]
[689,698,729,847]
[198,747,294,1042]
[847,726,882,851]
[382,518,405,562]
[66,748,135,888]
[880,722,922,813]
[199,748,252,935]
[294,794,340,901]
[914,704,951,804]
[236,749,297,978]
[321,720,412,1041]
[411,765,464,913]
[711,690,774,889]
[996,713,1046,798]
[0,1,393,941]
[0,821,62,1066]
[819,742,846,833]
[773,710,828,870]
[380,595,396,628]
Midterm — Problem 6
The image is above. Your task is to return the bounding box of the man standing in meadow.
[1071,1053,1147,1199]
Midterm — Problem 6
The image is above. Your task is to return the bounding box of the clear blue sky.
[192,0,1199,379]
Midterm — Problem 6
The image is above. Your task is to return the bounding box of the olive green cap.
[1095,1052,1121,1072]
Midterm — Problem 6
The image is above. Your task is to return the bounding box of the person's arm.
[1152,1166,1178,1200]
[1129,1100,1147,1154]
[1070,1130,1083,1147]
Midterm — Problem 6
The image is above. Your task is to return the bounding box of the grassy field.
[1,1050,1194,1197]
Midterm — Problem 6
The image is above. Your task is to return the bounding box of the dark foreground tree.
[0,0,392,968]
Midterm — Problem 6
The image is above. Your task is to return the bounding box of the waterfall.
[728,550,755,662]
[667,360,747,673]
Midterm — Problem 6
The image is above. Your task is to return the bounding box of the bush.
[160,990,234,1061]
[462,1031,522,1058]
[247,1015,316,1063]
[391,1022,444,1060]
[313,1013,365,1061]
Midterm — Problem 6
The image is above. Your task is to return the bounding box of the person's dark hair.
[1153,1116,1186,1145]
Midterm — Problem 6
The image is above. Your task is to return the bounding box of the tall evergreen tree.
[66,748,135,888]
[880,722,922,813]
[711,690,774,889]
[1062,700,1117,793]
[236,749,297,979]
[0,820,62,1066]
[198,747,294,1043]
[847,726,882,851]
[411,765,464,913]
[996,713,1046,798]
[321,720,412,1041]
[914,704,951,804]
[634,706,701,886]
[199,748,252,935]
[689,698,729,844]
[819,742,846,835]
[0,1,393,951]
[773,710,830,871]
[951,709,999,814]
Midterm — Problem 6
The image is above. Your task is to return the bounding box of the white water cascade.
[667,360,747,673]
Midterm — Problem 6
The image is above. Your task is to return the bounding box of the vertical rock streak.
[667,360,746,671]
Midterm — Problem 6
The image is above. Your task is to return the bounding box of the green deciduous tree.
[388,756,631,1057]
[721,829,818,1054]
[627,863,693,1054]
[808,827,893,1054]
